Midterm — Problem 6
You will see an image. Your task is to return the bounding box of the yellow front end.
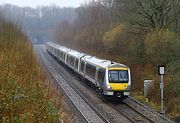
[103,67,131,97]
[108,67,130,91]
[109,83,129,91]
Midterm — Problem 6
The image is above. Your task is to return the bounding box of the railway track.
[105,101,154,123]
[123,101,154,123]
[35,45,111,123]
[124,97,174,123]
[35,44,173,123]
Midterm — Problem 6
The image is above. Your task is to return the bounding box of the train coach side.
[80,56,109,87]
[65,50,86,72]
[46,42,70,64]
[46,42,131,98]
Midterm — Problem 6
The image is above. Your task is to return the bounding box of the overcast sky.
[0,0,88,8]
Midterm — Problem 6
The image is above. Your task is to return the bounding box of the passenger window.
[62,53,65,61]
[59,52,62,58]
[80,61,85,72]
[86,63,96,79]
[55,48,58,55]
[66,55,69,63]
[75,59,78,69]
[58,50,60,57]
[97,69,105,83]
[69,56,74,67]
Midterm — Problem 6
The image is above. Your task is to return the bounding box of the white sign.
[158,65,165,75]
[160,67,164,74]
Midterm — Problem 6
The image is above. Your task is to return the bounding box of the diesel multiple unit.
[46,42,131,98]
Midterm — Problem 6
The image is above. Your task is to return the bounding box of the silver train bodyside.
[46,42,131,98]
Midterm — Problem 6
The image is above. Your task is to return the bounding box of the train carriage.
[81,56,131,97]
[65,50,86,72]
[46,42,70,63]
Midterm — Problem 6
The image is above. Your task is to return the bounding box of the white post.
[160,75,164,114]
[158,65,165,114]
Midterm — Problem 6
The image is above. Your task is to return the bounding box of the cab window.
[108,70,128,83]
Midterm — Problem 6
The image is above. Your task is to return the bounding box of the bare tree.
[135,0,180,30]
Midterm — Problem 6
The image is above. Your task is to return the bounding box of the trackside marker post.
[158,65,165,114]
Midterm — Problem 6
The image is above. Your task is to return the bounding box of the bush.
[165,59,180,98]
[144,29,180,65]
[103,24,127,54]
[0,18,60,122]
[143,29,180,116]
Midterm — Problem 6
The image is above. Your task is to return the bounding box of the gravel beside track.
[123,97,174,123]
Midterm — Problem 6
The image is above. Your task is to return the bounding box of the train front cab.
[102,67,131,98]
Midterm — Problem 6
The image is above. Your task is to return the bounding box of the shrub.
[103,24,127,53]
[144,29,180,116]
[144,29,180,66]
[0,18,60,122]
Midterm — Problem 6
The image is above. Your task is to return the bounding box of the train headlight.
[107,85,112,89]
[126,85,131,90]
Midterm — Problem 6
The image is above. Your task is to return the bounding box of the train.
[46,42,131,99]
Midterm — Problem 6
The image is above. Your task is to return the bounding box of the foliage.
[103,23,146,64]
[166,97,180,117]
[143,30,180,116]
[165,59,180,97]
[103,24,126,52]
[0,18,60,122]
[134,0,180,30]
[144,29,180,65]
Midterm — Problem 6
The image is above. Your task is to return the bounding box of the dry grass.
[0,17,63,122]
[44,78,73,123]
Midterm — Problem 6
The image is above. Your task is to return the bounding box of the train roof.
[47,42,70,52]
[48,42,86,58]
[47,42,128,69]
[47,42,59,49]
[67,50,86,58]
[81,55,127,69]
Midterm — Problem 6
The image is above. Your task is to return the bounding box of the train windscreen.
[108,70,128,83]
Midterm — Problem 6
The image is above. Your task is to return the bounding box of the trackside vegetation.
[0,16,61,122]
[54,0,180,119]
